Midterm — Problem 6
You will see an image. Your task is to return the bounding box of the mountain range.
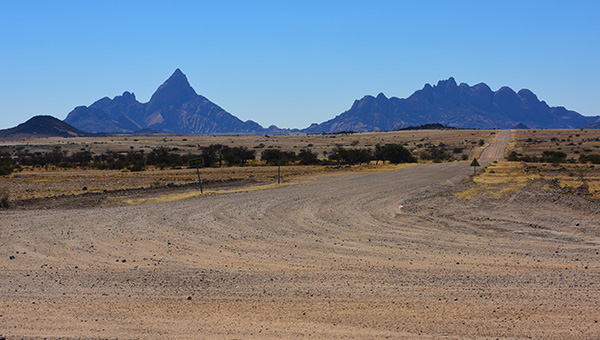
[64,69,289,135]
[304,78,598,133]
[2,69,598,138]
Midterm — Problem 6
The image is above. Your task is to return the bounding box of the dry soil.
[1,130,599,339]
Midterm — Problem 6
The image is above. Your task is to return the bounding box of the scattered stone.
[9,256,15,260]
[82,186,88,191]
[187,296,192,300]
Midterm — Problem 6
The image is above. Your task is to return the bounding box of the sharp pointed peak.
[172,68,185,77]
[147,68,198,111]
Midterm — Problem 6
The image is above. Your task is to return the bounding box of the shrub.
[540,151,567,163]
[0,152,14,176]
[0,187,9,208]
[298,148,319,165]
[261,149,296,165]
[579,154,600,164]
[380,144,417,164]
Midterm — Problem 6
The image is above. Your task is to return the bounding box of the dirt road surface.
[478,130,510,165]
[1,130,598,339]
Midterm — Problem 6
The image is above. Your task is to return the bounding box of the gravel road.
[1,129,598,339]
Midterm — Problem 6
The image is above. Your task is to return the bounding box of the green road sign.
[188,157,204,168]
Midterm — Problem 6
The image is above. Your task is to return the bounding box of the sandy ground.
[1,130,599,339]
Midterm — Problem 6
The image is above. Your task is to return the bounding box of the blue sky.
[1,0,599,130]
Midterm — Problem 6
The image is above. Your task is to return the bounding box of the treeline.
[260,144,416,166]
[0,143,419,176]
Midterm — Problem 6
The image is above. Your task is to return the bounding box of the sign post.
[188,158,204,193]
[470,158,480,176]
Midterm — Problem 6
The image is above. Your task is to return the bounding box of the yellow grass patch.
[455,161,600,200]
[455,162,538,200]
[122,183,292,205]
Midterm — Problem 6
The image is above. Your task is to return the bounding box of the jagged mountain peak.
[64,69,271,135]
[147,69,198,111]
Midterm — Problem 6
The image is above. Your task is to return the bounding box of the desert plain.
[0,129,599,339]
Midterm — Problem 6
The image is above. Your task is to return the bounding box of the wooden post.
[277,152,281,184]
[196,167,203,193]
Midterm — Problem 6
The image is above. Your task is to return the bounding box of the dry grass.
[511,128,600,161]
[455,129,600,201]
[122,183,292,205]
[455,161,537,200]
[456,161,600,201]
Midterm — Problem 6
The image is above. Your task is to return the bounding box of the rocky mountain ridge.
[64,69,284,135]
[303,78,598,133]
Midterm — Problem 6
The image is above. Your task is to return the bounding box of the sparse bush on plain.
[0,187,9,208]
[0,152,14,176]
[579,154,600,164]
[507,150,569,163]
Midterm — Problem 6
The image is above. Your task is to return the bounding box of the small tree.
[261,149,296,165]
[382,144,417,164]
[298,148,319,165]
[223,146,255,166]
[373,144,385,165]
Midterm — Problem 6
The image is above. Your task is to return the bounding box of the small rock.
[82,186,88,191]
[187,296,192,300]
[9,256,15,260]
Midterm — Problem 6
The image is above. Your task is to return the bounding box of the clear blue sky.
[1,0,599,130]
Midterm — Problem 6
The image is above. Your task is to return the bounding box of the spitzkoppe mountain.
[65,69,276,135]
[0,115,93,141]
[303,78,598,133]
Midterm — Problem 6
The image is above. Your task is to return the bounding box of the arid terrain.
[1,130,599,339]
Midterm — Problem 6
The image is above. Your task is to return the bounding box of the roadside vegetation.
[4,143,420,172]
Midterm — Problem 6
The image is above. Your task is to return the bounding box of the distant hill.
[0,115,93,140]
[398,123,458,131]
[583,120,600,129]
[513,123,530,129]
[303,78,599,133]
[65,69,291,135]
